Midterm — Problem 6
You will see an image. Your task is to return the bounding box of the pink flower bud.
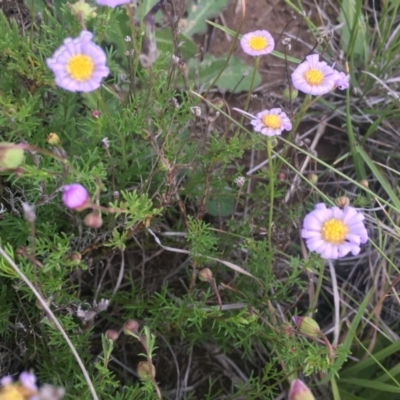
[62,184,89,211]
[84,212,103,229]
[289,379,315,400]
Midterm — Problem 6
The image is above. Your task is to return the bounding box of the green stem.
[308,260,325,314]
[267,137,275,275]
[237,57,260,130]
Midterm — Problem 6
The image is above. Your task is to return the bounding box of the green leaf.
[339,0,368,64]
[206,191,235,217]
[155,30,197,59]
[188,54,261,93]
[183,0,230,37]
[339,379,400,393]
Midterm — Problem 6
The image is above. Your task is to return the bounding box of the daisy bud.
[283,86,298,101]
[71,0,97,21]
[47,132,61,146]
[0,143,24,169]
[84,212,103,229]
[70,252,82,263]
[308,173,318,184]
[106,329,119,342]
[281,322,294,337]
[190,106,201,117]
[62,183,90,211]
[278,172,286,181]
[292,316,321,338]
[22,202,36,223]
[289,379,315,400]
[198,268,213,282]
[91,110,100,119]
[137,361,156,380]
[123,319,140,336]
[335,196,350,209]
[234,176,245,187]
[359,179,369,189]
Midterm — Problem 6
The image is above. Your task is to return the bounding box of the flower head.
[289,379,315,400]
[47,31,109,92]
[62,183,89,210]
[291,54,337,96]
[95,0,130,7]
[334,71,350,90]
[240,30,275,56]
[302,203,368,260]
[250,108,292,136]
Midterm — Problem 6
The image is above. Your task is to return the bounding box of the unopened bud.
[0,143,24,169]
[308,173,318,184]
[106,329,119,342]
[359,179,368,189]
[137,361,156,380]
[198,268,213,282]
[234,176,245,187]
[70,252,82,263]
[84,212,103,229]
[335,196,350,209]
[281,322,294,337]
[283,86,298,101]
[47,133,60,146]
[91,110,100,119]
[71,0,97,21]
[278,172,286,181]
[123,319,140,336]
[22,202,36,223]
[212,98,224,110]
[190,106,201,117]
[289,379,315,400]
[292,316,321,338]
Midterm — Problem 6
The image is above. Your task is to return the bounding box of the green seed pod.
[0,143,24,169]
[283,86,298,101]
[137,361,156,380]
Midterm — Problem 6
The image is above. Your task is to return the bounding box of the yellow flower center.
[321,218,348,244]
[304,68,324,86]
[248,36,268,51]
[0,385,29,400]
[66,54,94,82]
[262,114,282,130]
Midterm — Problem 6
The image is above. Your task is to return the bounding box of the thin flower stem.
[308,261,325,315]
[240,56,260,126]
[267,137,275,275]
[0,246,99,400]
[328,259,340,347]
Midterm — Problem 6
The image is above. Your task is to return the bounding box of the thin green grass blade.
[356,146,400,211]
[339,379,400,393]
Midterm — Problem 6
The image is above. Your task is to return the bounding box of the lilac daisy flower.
[334,71,350,90]
[47,31,109,93]
[291,54,337,96]
[302,203,368,260]
[250,108,292,136]
[240,30,275,56]
[62,183,90,211]
[95,0,130,7]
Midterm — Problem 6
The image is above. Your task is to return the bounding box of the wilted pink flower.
[95,0,130,7]
[301,203,368,259]
[291,54,337,95]
[289,379,315,400]
[62,183,89,210]
[47,31,109,92]
[250,108,292,136]
[334,71,350,90]
[240,30,275,56]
